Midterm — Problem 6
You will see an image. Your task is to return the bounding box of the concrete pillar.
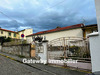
[88,0,100,72]
[42,42,48,63]
[38,41,48,64]
[0,45,2,51]
[89,34,100,72]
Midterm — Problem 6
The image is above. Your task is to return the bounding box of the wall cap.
[88,32,99,37]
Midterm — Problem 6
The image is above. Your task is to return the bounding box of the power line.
[0,0,66,20]
[0,11,15,21]
[0,11,18,31]
[46,0,66,10]
[0,0,67,30]
[34,0,66,18]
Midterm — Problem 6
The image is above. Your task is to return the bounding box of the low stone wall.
[48,51,65,59]
[1,44,31,57]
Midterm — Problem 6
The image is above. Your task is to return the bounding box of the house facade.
[18,28,33,39]
[26,24,98,43]
[0,28,18,39]
[0,28,33,40]
[82,24,97,38]
[26,24,84,43]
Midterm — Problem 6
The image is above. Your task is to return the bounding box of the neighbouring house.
[82,24,98,38]
[0,28,18,39]
[18,28,33,39]
[26,24,97,43]
[0,28,33,40]
[26,24,84,43]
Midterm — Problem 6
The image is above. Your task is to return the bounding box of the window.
[1,31,3,34]
[14,33,16,37]
[8,32,11,36]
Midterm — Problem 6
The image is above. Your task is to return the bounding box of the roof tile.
[27,24,84,37]
[0,28,17,33]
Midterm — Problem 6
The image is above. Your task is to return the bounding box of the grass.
[17,55,25,58]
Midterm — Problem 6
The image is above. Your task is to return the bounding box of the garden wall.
[1,44,31,57]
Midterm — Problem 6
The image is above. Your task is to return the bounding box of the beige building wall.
[18,28,33,39]
[26,28,83,43]
[0,30,18,39]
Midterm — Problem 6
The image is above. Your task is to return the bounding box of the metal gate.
[48,37,90,60]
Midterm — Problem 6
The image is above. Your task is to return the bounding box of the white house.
[26,24,84,43]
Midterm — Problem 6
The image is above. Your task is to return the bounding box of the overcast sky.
[0,0,97,33]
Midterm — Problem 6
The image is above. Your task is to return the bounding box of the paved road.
[0,55,53,75]
[0,53,87,75]
[29,63,87,75]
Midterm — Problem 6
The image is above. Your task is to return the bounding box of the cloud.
[0,0,97,33]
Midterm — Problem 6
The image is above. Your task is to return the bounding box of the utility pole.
[21,34,24,56]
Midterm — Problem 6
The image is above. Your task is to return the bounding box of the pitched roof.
[84,24,97,27]
[82,24,97,29]
[26,24,84,37]
[0,28,17,33]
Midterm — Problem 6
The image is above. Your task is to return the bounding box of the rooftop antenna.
[82,17,86,25]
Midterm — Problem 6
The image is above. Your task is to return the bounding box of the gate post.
[42,40,48,64]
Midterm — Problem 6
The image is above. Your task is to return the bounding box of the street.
[0,55,87,75]
[0,55,53,75]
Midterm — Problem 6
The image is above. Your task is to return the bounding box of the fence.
[47,37,91,70]
[48,37,90,59]
[28,37,91,70]
[1,44,31,57]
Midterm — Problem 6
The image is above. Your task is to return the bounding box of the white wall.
[89,0,100,72]
[26,36,33,43]
[41,28,83,41]
[89,35,100,72]
[38,42,48,64]
[27,28,83,43]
